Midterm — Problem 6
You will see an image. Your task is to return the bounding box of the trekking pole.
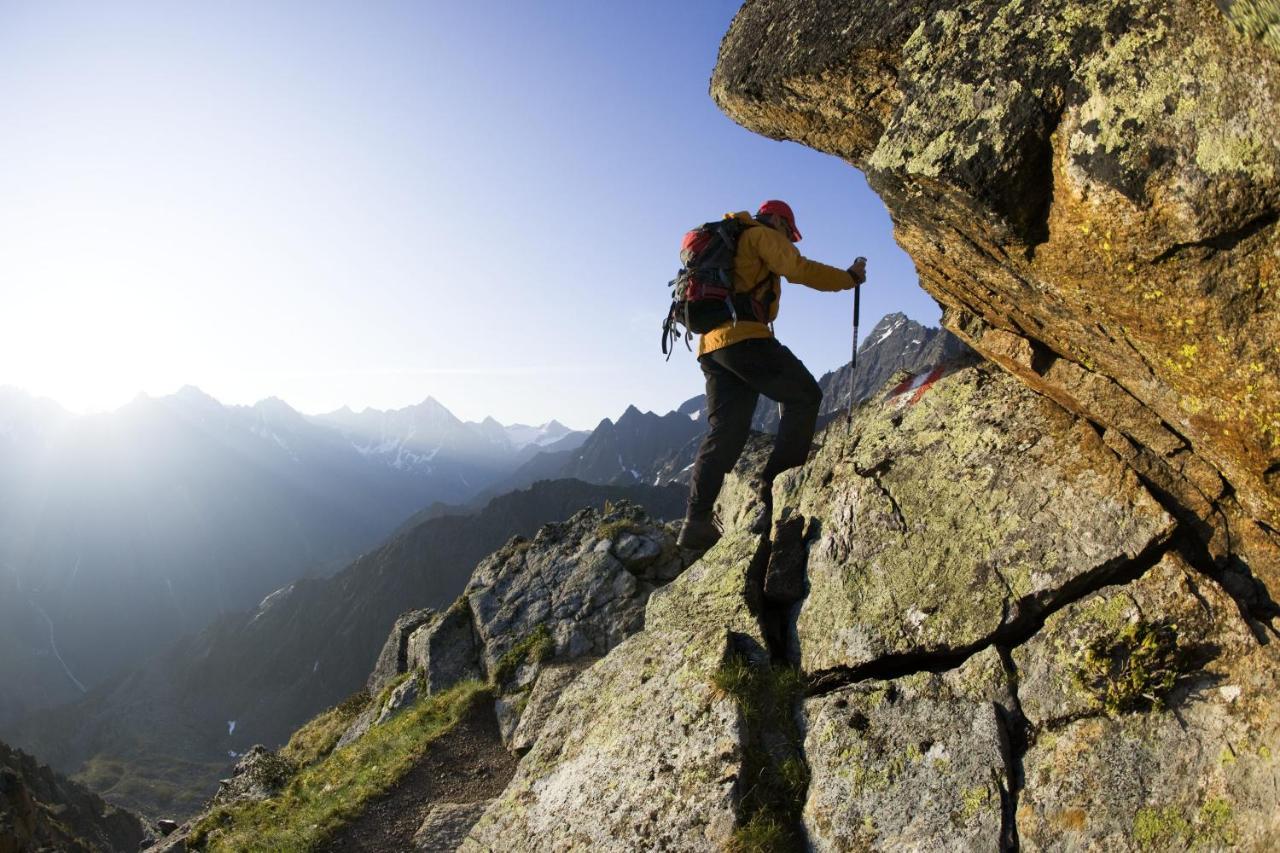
[847,258,865,427]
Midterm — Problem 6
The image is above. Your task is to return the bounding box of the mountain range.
[0,386,585,728]
[5,478,685,818]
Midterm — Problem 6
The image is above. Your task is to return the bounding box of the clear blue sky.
[0,1,940,429]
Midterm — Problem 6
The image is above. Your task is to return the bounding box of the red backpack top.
[661,218,771,358]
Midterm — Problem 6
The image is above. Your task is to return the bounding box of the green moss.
[187,680,488,852]
[1197,797,1237,847]
[1134,804,1192,850]
[280,690,371,767]
[712,656,808,852]
[1071,618,1188,715]
[492,625,554,686]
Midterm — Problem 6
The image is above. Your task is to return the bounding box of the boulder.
[1013,553,1258,727]
[789,362,1172,675]
[1012,554,1280,850]
[406,601,484,695]
[367,608,435,695]
[463,527,768,851]
[712,0,1280,593]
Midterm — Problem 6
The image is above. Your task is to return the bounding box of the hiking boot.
[677,512,722,551]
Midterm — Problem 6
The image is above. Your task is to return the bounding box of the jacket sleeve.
[753,227,855,292]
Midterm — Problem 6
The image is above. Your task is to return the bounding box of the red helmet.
[757,199,802,241]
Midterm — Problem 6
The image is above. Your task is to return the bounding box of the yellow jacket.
[698,211,856,356]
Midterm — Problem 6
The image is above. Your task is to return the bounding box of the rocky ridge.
[152,354,1279,850]
[0,738,150,853]
[462,357,1280,850]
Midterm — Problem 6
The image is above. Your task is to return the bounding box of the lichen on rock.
[790,362,1172,676]
[462,532,767,850]
[804,648,1015,851]
[713,0,1280,583]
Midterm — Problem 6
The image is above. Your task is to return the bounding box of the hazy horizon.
[1,2,943,428]
[1,303,932,430]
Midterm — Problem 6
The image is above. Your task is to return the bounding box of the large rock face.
[788,362,1173,677]
[455,356,1278,850]
[803,648,1014,851]
[711,0,1280,595]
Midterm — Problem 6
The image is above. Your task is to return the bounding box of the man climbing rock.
[677,200,866,551]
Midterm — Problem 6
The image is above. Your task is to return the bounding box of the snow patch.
[689,410,701,421]
[227,720,237,735]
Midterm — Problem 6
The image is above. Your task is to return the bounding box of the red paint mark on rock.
[888,365,947,407]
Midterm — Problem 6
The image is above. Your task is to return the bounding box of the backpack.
[661,218,771,358]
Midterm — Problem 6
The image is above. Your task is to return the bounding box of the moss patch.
[492,625,554,686]
[187,681,488,852]
[1133,796,1236,850]
[1071,618,1190,715]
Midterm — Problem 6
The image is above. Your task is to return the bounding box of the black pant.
[687,337,822,516]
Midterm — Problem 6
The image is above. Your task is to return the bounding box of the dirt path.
[320,699,517,853]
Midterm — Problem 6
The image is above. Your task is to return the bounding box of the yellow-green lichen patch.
[1132,796,1236,850]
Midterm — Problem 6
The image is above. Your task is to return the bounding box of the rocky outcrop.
[407,602,485,695]
[367,608,435,695]
[464,529,768,850]
[351,501,691,755]
[209,746,294,808]
[458,354,1279,850]
[711,0,1280,599]
[0,738,149,853]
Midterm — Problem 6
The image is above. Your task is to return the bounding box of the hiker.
[676,200,866,550]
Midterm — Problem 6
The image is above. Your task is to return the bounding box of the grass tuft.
[713,656,809,852]
[727,809,791,853]
[187,680,489,852]
[595,519,648,542]
[280,690,371,768]
[492,625,554,686]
